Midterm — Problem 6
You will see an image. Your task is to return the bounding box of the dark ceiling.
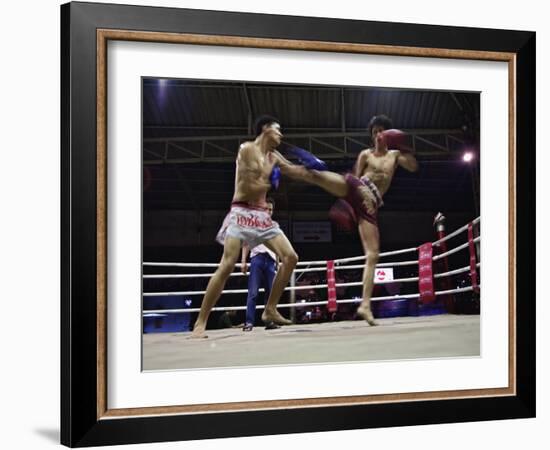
[142,79,480,214]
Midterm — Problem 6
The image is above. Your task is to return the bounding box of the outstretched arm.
[396,151,418,172]
[354,150,369,177]
[273,150,294,167]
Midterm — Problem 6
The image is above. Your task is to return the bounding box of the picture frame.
[61,1,535,447]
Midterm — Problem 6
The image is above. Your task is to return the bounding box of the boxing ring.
[142,217,481,370]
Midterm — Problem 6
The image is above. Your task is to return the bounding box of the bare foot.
[357,305,378,326]
[189,325,208,339]
[262,309,292,326]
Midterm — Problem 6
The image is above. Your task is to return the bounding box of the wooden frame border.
[96,29,517,420]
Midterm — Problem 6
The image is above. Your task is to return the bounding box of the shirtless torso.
[232,141,277,206]
[355,148,401,197]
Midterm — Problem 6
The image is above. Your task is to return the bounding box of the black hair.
[367,115,393,135]
[254,114,280,137]
[266,197,275,208]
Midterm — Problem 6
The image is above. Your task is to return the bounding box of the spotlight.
[463,152,474,162]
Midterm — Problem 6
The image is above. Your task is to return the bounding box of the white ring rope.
[142,216,480,269]
[433,236,480,261]
[144,262,230,268]
[434,263,480,279]
[143,259,420,279]
[295,246,420,266]
[142,218,481,306]
[143,285,479,314]
[330,246,419,265]
[143,263,480,297]
[432,216,480,247]
[142,247,421,269]
[144,272,247,279]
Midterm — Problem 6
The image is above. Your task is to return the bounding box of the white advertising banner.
[292,221,332,243]
[375,267,394,283]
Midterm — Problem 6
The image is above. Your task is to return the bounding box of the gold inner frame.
[96,29,517,420]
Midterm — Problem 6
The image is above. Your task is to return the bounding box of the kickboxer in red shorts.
[278,115,418,325]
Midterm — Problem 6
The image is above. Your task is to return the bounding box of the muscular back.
[357,149,400,196]
[233,142,276,205]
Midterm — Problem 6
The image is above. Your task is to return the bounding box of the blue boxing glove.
[288,146,328,171]
[269,166,281,190]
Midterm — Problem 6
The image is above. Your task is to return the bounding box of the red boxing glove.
[381,129,414,153]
